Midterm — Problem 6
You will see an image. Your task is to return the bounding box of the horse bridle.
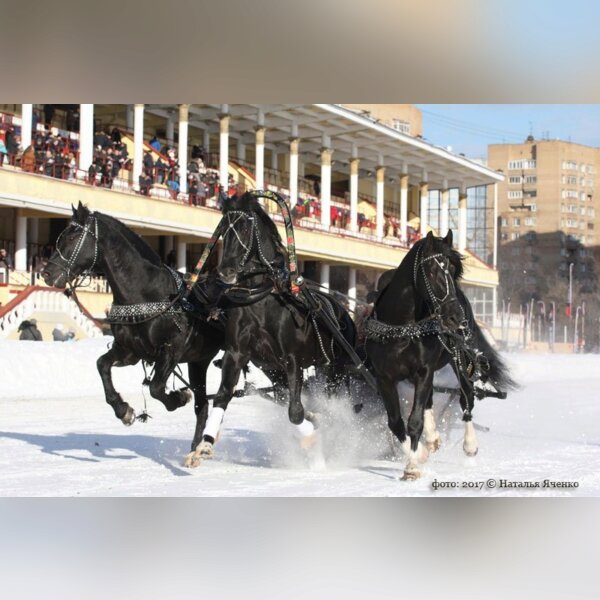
[414,248,459,315]
[47,215,100,286]
[221,210,280,276]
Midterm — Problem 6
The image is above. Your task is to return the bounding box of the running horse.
[41,202,223,460]
[185,191,357,464]
[365,230,516,480]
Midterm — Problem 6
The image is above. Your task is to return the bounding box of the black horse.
[365,230,516,480]
[185,192,357,463]
[41,202,223,466]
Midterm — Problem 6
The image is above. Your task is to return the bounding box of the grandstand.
[0,104,503,338]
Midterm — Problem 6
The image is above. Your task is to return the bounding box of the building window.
[562,161,578,170]
[562,189,578,199]
[524,217,536,226]
[508,159,536,170]
[509,176,522,184]
[392,119,410,134]
[530,204,537,212]
[501,217,508,226]
[508,190,523,199]
[524,175,537,184]
[513,217,521,226]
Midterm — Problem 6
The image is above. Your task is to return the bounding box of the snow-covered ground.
[1,338,599,496]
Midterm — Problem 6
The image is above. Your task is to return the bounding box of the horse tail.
[471,318,518,392]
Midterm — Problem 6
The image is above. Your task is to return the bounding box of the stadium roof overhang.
[143,103,504,189]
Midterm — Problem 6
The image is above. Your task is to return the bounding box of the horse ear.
[75,201,88,223]
[71,204,77,219]
[444,229,454,248]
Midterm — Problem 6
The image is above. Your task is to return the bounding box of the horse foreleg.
[148,351,192,412]
[402,368,434,480]
[188,351,244,464]
[96,345,137,425]
[183,358,212,468]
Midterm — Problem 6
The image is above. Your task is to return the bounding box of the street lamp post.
[574,306,582,353]
[549,300,556,352]
[537,300,546,342]
[568,262,574,318]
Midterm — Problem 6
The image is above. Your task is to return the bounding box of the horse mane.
[225,193,288,259]
[74,205,162,266]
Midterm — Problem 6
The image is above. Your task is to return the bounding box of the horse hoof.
[183,452,202,468]
[401,470,421,481]
[198,441,214,459]
[121,407,136,426]
[300,432,318,450]
[463,445,478,457]
[426,437,442,453]
[181,388,193,405]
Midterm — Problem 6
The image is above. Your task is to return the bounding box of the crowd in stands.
[1,108,415,246]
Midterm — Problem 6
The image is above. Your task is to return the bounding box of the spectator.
[143,149,154,174]
[20,144,36,172]
[155,157,167,184]
[0,248,12,282]
[139,170,153,196]
[52,323,67,341]
[0,134,7,167]
[18,319,43,341]
[5,127,19,165]
[166,249,176,269]
[150,136,161,152]
[111,127,122,144]
[43,104,55,128]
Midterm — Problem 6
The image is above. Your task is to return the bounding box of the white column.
[350,157,359,232]
[219,111,230,189]
[376,165,385,239]
[133,103,144,188]
[320,263,330,291]
[420,177,429,237]
[126,105,134,130]
[166,113,175,146]
[493,183,498,269]
[458,185,468,253]
[320,142,332,228]
[21,104,33,149]
[255,126,265,190]
[176,239,187,274]
[299,158,305,178]
[271,149,278,171]
[289,137,299,206]
[178,104,189,194]
[203,130,210,153]
[400,173,409,243]
[348,267,357,313]
[15,213,27,271]
[440,180,450,237]
[236,138,246,162]
[79,103,94,172]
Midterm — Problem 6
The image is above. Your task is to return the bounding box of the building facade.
[489,138,600,302]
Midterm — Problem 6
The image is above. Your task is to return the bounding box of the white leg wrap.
[295,419,315,438]
[401,436,429,465]
[423,409,437,441]
[464,421,478,454]
[203,407,225,440]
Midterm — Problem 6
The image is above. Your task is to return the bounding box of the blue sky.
[416,105,600,160]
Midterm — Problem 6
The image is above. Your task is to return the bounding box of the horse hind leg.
[183,358,212,468]
[423,390,442,453]
[97,346,137,426]
[456,373,478,457]
[148,353,192,412]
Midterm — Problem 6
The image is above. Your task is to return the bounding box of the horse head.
[217,192,287,285]
[413,230,463,316]
[42,201,100,288]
